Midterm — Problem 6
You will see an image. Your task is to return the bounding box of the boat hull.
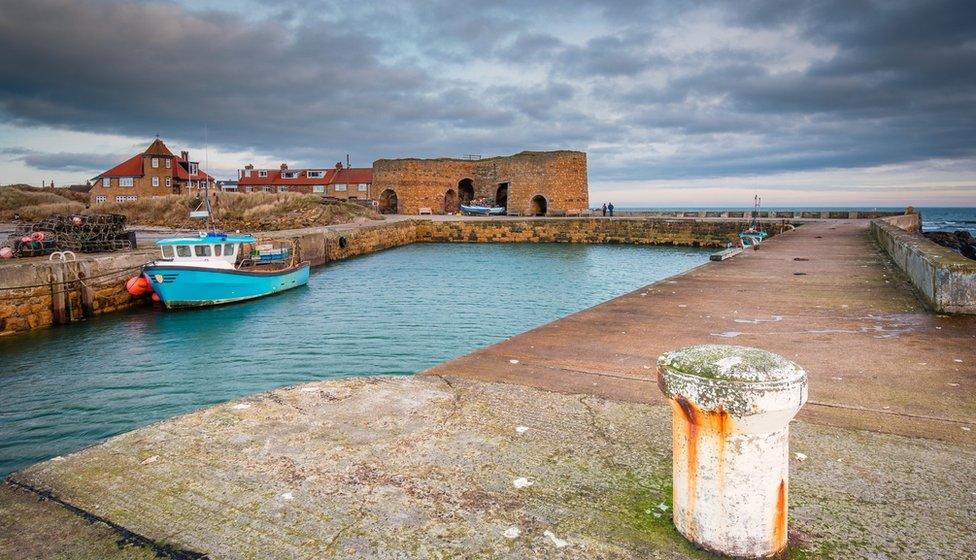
[460,205,506,216]
[144,263,310,309]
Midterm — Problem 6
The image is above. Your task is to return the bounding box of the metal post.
[657,344,808,558]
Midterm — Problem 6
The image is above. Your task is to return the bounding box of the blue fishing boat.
[143,233,309,309]
[460,204,506,216]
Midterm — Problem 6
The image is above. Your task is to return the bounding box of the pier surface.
[2,219,974,559]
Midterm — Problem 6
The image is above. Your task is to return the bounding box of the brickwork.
[90,156,177,204]
[371,151,588,215]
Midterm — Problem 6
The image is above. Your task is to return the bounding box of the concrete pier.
[1,218,974,558]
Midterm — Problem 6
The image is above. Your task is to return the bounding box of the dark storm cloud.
[0,0,974,182]
[1,148,123,173]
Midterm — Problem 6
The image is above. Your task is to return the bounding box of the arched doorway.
[444,189,459,214]
[457,178,474,205]
[379,189,398,214]
[530,194,547,216]
[495,183,508,212]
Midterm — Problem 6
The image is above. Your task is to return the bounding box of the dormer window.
[307,170,324,178]
[258,170,268,177]
[189,163,198,175]
[281,171,299,179]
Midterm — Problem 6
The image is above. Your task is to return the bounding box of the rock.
[924,230,976,261]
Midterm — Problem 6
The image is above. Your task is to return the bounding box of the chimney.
[181,150,189,161]
[280,163,288,170]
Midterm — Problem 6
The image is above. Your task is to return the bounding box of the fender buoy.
[30,232,45,242]
[125,275,150,297]
[0,246,12,259]
[20,236,31,243]
[72,216,83,226]
[151,293,161,303]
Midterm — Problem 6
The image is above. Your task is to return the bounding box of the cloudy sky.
[0,0,974,206]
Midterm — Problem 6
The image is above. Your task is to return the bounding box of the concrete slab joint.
[657,344,808,558]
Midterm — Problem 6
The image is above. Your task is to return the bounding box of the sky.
[0,0,974,207]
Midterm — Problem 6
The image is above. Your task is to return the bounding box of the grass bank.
[1,188,382,230]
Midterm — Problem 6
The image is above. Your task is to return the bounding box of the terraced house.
[237,162,372,199]
[90,139,215,205]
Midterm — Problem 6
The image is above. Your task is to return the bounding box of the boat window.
[224,243,235,256]
[161,246,174,259]
[195,245,212,257]
[176,245,191,258]
[214,244,222,257]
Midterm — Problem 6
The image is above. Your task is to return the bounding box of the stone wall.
[1,216,776,336]
[871,214,976,314]
[0,251,155,336]
[414,217,771,248]
[371,151,588,216]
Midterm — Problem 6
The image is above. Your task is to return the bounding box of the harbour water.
[0,242,709,476]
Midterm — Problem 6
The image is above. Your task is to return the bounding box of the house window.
[334,183,347,191]
[358,183,368,192]
[102,177,110,187]
[278,186,288,192]
[165,177,172,187]
[313,185,325,193]
[263,186,273,192]
[120,177,133,187]
[307,170,324,178]
[165,159,171,168]
[95,195,106,204]
[152,157,159,168]
[189,163,198,175]
[281,171,298,179]
[116,195,138,203]
[152,176,159,187]
[258,170,267,177]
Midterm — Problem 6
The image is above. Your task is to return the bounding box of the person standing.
[608,202,614,217]
[602,203,607,217]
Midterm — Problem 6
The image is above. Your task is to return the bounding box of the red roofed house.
[237,162,372,200]
[90,138,215,205]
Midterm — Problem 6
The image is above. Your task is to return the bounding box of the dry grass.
[91,192,381,230]
[0,186,85,220]
[2,187,380,230]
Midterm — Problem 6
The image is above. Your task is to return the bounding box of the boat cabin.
[155,233,255,270]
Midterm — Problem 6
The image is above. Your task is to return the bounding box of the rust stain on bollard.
[773,479,787,550]
[658,345,807,558]
[672,396,734,540]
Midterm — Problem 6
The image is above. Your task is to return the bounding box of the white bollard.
[657,345,808,558]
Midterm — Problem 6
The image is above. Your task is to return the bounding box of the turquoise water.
[0,243,709,476]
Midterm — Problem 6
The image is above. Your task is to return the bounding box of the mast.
[202,126,215,232]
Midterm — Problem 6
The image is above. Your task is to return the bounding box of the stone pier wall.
[414,217,772,248]
[0,251,155,336]
[1,216,782,336]
[871,214,976,314]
